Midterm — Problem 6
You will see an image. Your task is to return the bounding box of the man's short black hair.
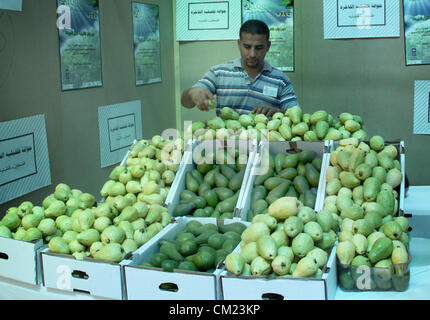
[240,19,270,40]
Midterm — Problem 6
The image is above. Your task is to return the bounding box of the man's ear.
[237,39,241,49]
[266,40,271,52]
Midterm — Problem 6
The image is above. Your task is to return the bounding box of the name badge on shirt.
[263,86,278,97]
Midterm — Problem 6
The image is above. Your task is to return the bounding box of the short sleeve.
[192,68,217,95]
[278,78,299,111]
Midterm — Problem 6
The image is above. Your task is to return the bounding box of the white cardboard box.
[236,140,330,220]
[220,243,338,300]
[41,249,129,299]
[164,139,258,219]
[40,221,177,300]
[321,140,406,216]
[0,238,46,285]
[99,138,191,206]
[404,186,430,238]
[123,217,250,300]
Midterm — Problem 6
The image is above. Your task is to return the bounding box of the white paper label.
[0,134,36,186]
[108,114,137,152]
[263,85,278,97]
[188,2,229,30]
[98,100,143,168]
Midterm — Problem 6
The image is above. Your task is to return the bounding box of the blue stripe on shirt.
[192,58,299,112]
[217,91,278,106]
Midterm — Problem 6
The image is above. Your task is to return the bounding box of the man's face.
[238,32,271,70]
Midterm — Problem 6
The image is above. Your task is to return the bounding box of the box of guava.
[164,139,258,220]
[219,241,337,300]
[40,219,177,300]
[336,244,411,292]
[0,237,45,285]
[235,140,331,221]
[123,217,250,300]
[321,138,406,219]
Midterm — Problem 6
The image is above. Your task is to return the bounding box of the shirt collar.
[232,57,273,73]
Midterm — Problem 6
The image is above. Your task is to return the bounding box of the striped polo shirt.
[193,57,298,115]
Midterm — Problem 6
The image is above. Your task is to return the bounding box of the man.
[181,19,298,118]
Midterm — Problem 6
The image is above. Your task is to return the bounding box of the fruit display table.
[0,183,428,300]
[0,237,429,300]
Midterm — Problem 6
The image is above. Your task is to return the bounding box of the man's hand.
[182,87,214,111]
[253,105,284,118]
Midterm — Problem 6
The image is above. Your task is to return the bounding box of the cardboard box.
[321,140,406,217]
[40,221,177,300]
[164,139,258,219]
[235,140,331,221]
[219,243,338,300]
[337,252,411,292]
[99,138,191,206]
[0,238,46,285]
[41,249,129,299]
[404,186,430,238]
[123,217,250,300]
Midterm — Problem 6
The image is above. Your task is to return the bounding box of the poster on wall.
[98,100,143,168]
[242,0,294,72]
[0,0,22,11]
[413,80,430,134]
[56,0,103,90]
[132,2,162,85]
[403,0,430,66]
[176,0,242,41]
[323,0,400,39]
[0,115,51,204]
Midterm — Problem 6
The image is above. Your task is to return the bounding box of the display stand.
[0,185,428,300]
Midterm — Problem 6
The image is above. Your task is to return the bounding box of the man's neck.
[243,66,263,82]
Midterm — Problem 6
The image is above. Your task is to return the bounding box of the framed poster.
[403,0,430,66]
[323,0,400,39]
[98,100,143,168]
[132,2,162,85]
[56,0,103,90]
[176,0,242,41]
[243,0,295,71]
[0,115,51,204]
[413,80,430,134]
[0,0,22,11]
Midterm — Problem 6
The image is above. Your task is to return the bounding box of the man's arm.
[181,87,214,111]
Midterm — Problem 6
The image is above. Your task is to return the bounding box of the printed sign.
[176,0,241,41]
[98,100,143,168]
[414,80,430,134]
[403,0,430,66]
[324,0,399,39]
[0,0,22,11]
[0,114,51,204]
[132,2,162,85]
[57,0,103,90]
[243,0,295,71]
